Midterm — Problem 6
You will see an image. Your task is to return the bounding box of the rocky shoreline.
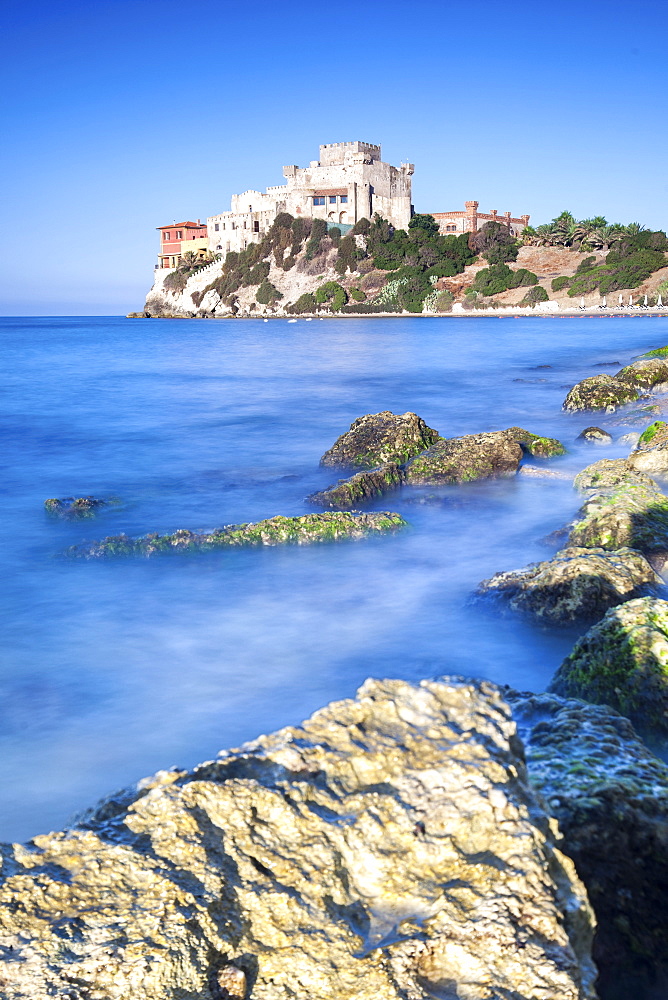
[13,341,668,998]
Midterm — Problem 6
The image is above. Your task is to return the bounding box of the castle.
[155,142,529,267]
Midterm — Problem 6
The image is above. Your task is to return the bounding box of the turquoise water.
[2,314,667,842]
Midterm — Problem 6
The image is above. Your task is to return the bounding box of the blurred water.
[2,313,667,842]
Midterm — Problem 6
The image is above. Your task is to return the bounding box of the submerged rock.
[320,411,439,469]
[505,426,567,457]
[44,496,109,518]
[563,375,640,413]
[549,596,668,733]
[404,431,523,484]
[66,512,407,559]
[568,458,668,558]
[0,677,597,1000]
[308,463,405,508]
[509,691,668,999]
[615,357,668,390]
[576,427,613,446]
[627,420,668,473]
[476,545,661,623]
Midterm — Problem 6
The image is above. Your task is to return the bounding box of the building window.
[176,230,183,239]
[313,197,325,206]
[232,222,236,230]
[163,232,170,241]
[253,221,260,232]
[222,223,226,230]
[214,223,219,231]
[329,196,337,204]
[243,221,247,229]
[340,195,348,204]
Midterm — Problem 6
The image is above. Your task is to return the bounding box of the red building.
[157,221,208,268]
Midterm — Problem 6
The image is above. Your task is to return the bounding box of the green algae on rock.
[627,420,668,473]
[563,374,640,412]
[44,496,109,518]
[576,426,612,446]
[549,596,668,733]
[641,345,668,358]
[405,431,523,485]
[568,458,668,557]
[320,410,439,469]
[0,677,597,1000]
[309,463,405,508]
[66,512,408,559]
[508,690,668,997]
[476,545,661,624]
[505,426,566,457]
[615,357,668,390]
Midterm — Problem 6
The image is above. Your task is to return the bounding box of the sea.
[2,313,667,843]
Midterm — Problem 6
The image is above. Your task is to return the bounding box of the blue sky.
[2,0,667,314]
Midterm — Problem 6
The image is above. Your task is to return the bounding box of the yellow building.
[179,236,210,260]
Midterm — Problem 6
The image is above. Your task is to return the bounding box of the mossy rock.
[576,426,612,446]
[615,358,668,389]
[66,512,408,559]
[569,458,668,555]
[45,496,110,519]
[509,690,668,994]
[320,411,440,469]
[404,431,523,485]
[505,426,566,458]
[641,345,668,358]
[477,545,661,624]
[563,374,640,412]
[628,420,668,474]
[549,596,668,734]
[309,463,405,509]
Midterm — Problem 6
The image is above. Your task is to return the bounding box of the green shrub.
[305,218,328,261]
[349,287,366,301]
[335,235,359,276]
[339,302,400,313]
[434,290,454,312]
[315,281,348,311]
[520,286,549,306]
[471,221,519,264]
[273,213,294,230]
[328,227,341,244]
[256,280,283,304]
[576,255,597,273]
[164,270,189,294]
[351,217,370,235]
[248,261,270,284]
[551,275,571,291]
[287,292,317,314]
[408,214,440,236]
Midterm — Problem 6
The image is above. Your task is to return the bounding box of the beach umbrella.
[581,296,585,309]
[619,294,623,307]
[644,294,648,307]
[629,295,633,307]
[659,295,663,308]
[602,295,607,308]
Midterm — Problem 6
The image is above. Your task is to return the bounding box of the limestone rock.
[627,420,668,473]
[0,677,597,1000]
[44,496,110,518]
[576,427,612,446]
[320,411,439,469]
[614,357,668,390]
[568,458,668,557]
[65,512,407,559]
[404,431,523,485]
[476,545,661,624]
[505,426,567,457]
[509,691,668,998]
[549,596,668,733]
[308,463,405,508]
[562,375,640,413]
[617,431,640,447]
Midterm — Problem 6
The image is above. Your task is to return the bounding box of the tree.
[471,222,519,264]
[408,214,440,236]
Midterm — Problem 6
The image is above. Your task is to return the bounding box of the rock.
[576,427,613,446]
[549,596,668,733]
[617,432,640,447]
[508,691,668,999]
[505,426,567,457]
[568,459,668,557]
[65,512,407,559]
[609,403,663,427]
[640,345,668,359]
[563,375,640,413]
[476,545,661,623]
[320,411,439,469]
[404,431,523,485]
[519,466,571,480]
[217,965,247,999]
[0,677,597,1000]
[614,357,668,390]
[308,463,405,508]
[44,496,109,518]
[627,420,668,473]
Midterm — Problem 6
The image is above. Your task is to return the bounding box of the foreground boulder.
[576,427,612,446]
[563,375,640,412]
[509,691,668,999]
[66,512,407,559]
[308,463,405,508]
[568,458,668,560]
[476,546,660,623]
[549,596,668,733]
[505,426,566,457]
[0,677,597,1000]
[320,411,439,469]
[627,420,668,473]
[405,431,523,484]
[615,357,668,390]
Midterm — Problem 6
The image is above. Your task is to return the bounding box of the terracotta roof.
[156,221,204,230]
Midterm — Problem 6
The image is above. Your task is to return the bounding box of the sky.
[2,0,668,315]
